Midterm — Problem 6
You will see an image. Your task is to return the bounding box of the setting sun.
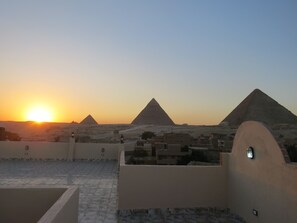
[26,107,53,123]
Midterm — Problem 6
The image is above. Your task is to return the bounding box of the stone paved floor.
[0,160,245,223]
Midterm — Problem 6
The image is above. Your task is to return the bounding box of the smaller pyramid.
[221,89,297,126]
[132,98,175,125]
[80,115,98,125]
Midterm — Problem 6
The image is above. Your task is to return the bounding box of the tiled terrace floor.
[0,160,245,223]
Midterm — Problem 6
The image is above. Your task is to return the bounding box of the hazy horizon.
[1,1,297,124]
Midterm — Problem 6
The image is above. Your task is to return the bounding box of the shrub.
[141,131,156,140]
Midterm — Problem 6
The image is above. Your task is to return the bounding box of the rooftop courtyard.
[0,160,244,223]
[0,122,297,222]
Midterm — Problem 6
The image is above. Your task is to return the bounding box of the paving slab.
[0,160,245,223]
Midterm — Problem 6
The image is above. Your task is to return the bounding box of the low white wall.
[0,186,78,223]
[118,151,228,210]
[74,143,123,160]
[122,141,136,151]
[0,141,68,159]
[39,187,79,223]
[0,141,124,160]
[228,121,297,223]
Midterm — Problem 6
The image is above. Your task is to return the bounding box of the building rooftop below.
[0,160,245,223]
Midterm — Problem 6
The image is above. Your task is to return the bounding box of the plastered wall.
[118,121,297,223]
[118,151,228,210]
[0,141,124,160]
[74,143,123,160]
[228,121,297,223]
[0,141,68,159]
[39,187,79,223]
[0,186,78,223]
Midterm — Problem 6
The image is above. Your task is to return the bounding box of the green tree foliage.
[141,131,156,140]
[286,144,297,162]
[134,149,148,157]
[5,131,21,141]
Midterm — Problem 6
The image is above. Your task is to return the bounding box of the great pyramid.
[131,98,175,125]
[221,89,297,126]
[80,115,98,125]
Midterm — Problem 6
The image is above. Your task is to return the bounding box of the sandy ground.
[0,121,296,144]
[0,121,234,142]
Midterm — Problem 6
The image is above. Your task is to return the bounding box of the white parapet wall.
[0,141,124,160]
[74,143,123,160]
[0,141,69,159]
[0,186,79,223]
[118,150,228,210]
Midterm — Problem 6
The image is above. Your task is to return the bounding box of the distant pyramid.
[80,115,98,125]
[221,89,297,126]
[132,98,175,125]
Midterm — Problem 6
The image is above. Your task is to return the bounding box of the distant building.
[0,127,21,141]
[0,127,5,141]
[209,133,233,152]
[151,133,194,147]
[156,143,190,165]
[5,131,21,141]
[195,134,211,147]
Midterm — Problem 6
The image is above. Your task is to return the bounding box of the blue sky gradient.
[1,0,296,124]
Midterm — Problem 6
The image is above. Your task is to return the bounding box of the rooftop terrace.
[0,160,244,223]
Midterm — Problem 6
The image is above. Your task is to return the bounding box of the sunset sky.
[1,1,297,125]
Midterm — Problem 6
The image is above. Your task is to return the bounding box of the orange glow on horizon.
[26,106,54,123]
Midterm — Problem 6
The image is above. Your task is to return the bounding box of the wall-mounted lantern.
[247,146,254,159]
[71,132,75,138]
[101,148,105,159]
[24,145,29,156]
[253,209,258,216]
